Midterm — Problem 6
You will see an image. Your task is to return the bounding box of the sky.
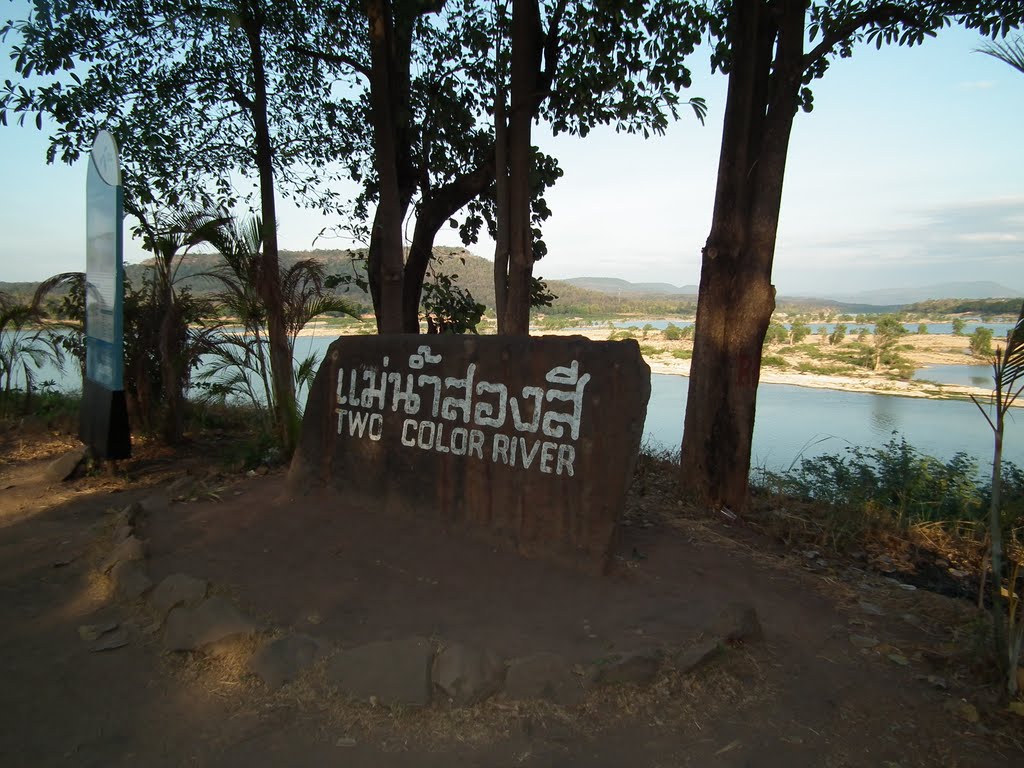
[0,20,1022,297]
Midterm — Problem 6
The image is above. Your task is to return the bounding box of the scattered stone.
[248,633,328,690]
[944,699,980,724]
[897,583,917,592]
[90,627,129,652]
[327,637,434,708]
[78,621,119,642]
[504,652,586,707]
[849,635,880,649]
[148,573,208,620]
[113,502,143,529]
[110,561,153,600]
[1008,701,1024,718]
[101,536,146,573]
[335,737,357,748]
[708,603,762,644]
[858,601,885,616]
[596,651,662,685]
[43,447,87,483]
[166,475,197,500]
[924,675,949,690]
[888,653,910,667]
[163,596,259,652]
[674,640,723,675]
[432,643,505,705]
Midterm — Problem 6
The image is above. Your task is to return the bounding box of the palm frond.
[31,272,84,313]
[998,301,1024,391]
[978,36,1024,75]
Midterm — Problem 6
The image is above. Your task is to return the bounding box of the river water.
[7,330,1020,471]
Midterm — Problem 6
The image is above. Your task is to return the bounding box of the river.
[6,330,1020,471]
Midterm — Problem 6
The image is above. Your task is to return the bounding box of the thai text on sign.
[334,345,590,476]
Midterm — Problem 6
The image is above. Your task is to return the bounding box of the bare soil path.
[0,431,1019,767]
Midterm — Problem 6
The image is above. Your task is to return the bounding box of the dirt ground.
[1,426,1022,767]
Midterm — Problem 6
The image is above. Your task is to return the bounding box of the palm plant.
[197,215,358,439]
[137,206,230,443]
[0,289,65,414]
[971,301,1024,698]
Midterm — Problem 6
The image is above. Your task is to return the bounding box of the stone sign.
[288,335,650,571]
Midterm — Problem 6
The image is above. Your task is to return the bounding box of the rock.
[110,561,153,600]
[166,475,197,500]
[327,637,434,708]
[43,447,88,482]
[101,536,146,573]
[849,635,880,649]
[596,651,662,685]
[432,643,505,705]
[288,335,652,573]
[113,502,143,529]
[504,652,586,707]
[248,633,328,690]
[858,601,885,616]
[90,627,129,652]
[708,603,762,644]
[78,621,119,642]
[888,653,910,667]
[163,596,259,652]
[148,574,208,620]
[924,675,949,690]
[944,699,980,724]
[674,640,722,674]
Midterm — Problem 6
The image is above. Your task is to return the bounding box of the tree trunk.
[158,283,185,444]
[366,0,405,333]
[243,6,298,452]
[402,161,496,332]
[991,407,1010,690]
[679,0,804,511]
[502,0,541,335]
[493,38,511,332]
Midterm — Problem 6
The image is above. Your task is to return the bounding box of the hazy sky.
[1,20,1021,296]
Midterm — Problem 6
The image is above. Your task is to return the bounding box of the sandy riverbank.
[296,321,1004,404]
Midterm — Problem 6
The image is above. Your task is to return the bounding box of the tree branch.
[289,44,371,79]
[803,3,927,71]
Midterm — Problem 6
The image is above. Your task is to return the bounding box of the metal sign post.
[80,130,131,459]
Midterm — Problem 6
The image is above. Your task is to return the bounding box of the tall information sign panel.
[80,130,131,458]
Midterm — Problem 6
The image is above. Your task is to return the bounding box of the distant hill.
[119,247,659,317]
[563,276,699,296]
[819,281,1022,306]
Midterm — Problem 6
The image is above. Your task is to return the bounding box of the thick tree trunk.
[503,0,542,336]
[244,6,298,453]
[679,0,804,511]
[366,0,405,333]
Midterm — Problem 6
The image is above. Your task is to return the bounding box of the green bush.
[757,435,999,529]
